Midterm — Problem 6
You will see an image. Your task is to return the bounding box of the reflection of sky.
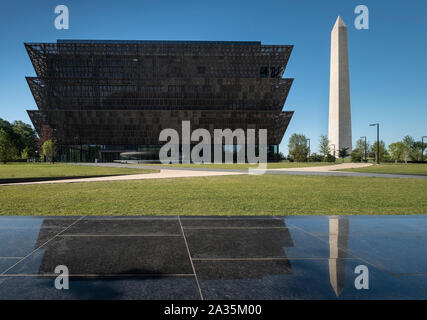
[0,217,44,257]
[0,217,44,229]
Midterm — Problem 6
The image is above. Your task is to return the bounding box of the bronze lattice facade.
[25,40,294,162]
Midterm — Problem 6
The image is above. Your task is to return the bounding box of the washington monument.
[328,16,352,156]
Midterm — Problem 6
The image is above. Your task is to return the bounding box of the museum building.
[25,40,294,162]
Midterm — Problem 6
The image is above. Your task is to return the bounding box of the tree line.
[0,117,55,163]
[287,133,426,163]
[351,135,425,163]
[1,117,425,164]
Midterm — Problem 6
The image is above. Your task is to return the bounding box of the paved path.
[268,162,372,172]
[1,162,426,186]
[0,169,246,186]
[76,162,427,179]
[75,162,372,172]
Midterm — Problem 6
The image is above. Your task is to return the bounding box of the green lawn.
[137,161,332,170]
[339,163,427,176]
[0,174,425,215]
[0,163,157,180]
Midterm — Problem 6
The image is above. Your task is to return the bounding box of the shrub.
[308,153,322,162]
[351,149,362,162]
[325,154,336,162]
[41,139,56,163]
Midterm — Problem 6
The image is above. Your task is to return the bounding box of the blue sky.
[0,0,426,154]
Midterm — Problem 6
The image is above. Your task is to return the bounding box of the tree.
[338,147,349,162]
[0,118,19,149]
[21,148,29,160]
[410,141,423,161]
[11,120,37,158]
[354,138,369,162]
[0,118,38,159]
[402,135,415,163]
[351,149,362,162]
[0,129,18,164]
[371,140,389,162]
[42,139,56,163]
[319,135,330,158]
[388,141,405,163]
[288,134,309,162]
[0,118,13,135]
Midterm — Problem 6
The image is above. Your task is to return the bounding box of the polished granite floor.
[0,215,426,299]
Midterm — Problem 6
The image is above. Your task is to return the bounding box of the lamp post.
[307,138,311,161]
[360,136,367,162]
[422,136,427,162]
[369,123,380,165]
[52,128,57,163]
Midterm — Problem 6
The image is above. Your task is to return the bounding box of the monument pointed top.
[333,16,347,28]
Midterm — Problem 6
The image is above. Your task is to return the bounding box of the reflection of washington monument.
[328,216,349,296]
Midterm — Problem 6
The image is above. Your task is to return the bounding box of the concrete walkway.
[71,161,373,173]
[268,162,372,172]
[104,162,427,179]
[2,162,426,186]
[1,169,246,186]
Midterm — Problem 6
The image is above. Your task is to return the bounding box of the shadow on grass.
[0,174,132,185]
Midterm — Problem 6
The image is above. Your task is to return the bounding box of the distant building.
[26,40,294,162]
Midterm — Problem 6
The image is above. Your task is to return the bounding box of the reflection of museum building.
[33,217,349,297]
[25,40,294,162]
